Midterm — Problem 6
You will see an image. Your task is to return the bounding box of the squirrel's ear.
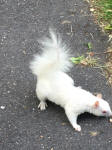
[94,101,99,108]
[96,93,102,99]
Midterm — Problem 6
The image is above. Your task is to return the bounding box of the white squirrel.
[30,29,112,131]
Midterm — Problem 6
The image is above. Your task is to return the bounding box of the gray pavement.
[0,0,112,150]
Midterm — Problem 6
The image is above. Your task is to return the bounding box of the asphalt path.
[0,0,112,150]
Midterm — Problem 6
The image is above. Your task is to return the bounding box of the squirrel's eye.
[102,110,107,113]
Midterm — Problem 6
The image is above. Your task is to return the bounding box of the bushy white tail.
[30,29,72,77]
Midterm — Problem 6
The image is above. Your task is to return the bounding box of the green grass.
[92,0,112,32]
[71,48,112,85]
[87,42,92,51]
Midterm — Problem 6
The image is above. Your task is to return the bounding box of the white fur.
[30,29,112,132]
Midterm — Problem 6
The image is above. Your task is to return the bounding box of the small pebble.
[32,108,35,111]
[90,8,95,12]
[110,118,112,123]
[1,106,5,110]
[23,50,26,55]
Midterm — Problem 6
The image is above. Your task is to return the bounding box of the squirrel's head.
[90,94,112,117]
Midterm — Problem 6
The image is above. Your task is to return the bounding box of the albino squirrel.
[30,29,112,131]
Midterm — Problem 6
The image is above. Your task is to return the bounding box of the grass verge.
[83,0,112,86]
[89,0,112,33]
[71,48,112,86]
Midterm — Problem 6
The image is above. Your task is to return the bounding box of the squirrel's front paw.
[38,102,47,110]
[74,124,81,132]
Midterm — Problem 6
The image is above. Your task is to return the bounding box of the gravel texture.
[0,0,112,150]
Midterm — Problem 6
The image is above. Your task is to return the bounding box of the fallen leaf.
[66,32,71,35]
[80,60,88,66]
[61,122,66,126]
[70,56,84,64]
[89,52,94,57]
[61,20,71,24]
[40,135,44,138]
[90,131,99,136]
